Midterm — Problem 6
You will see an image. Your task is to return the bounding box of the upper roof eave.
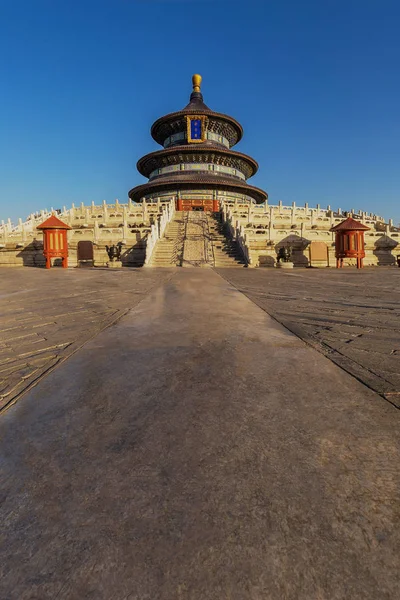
[151,109,244,145]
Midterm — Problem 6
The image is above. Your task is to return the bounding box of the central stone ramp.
[182,211,213,267]
[1,270,399,599]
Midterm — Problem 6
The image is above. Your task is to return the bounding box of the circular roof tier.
[137,146,259,180]
[151,75,243,147]
[128,174,267,204]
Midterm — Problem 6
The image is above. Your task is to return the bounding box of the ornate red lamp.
[330,217,370,269]
[37,214,72,269]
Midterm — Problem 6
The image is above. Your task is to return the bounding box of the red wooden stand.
[37,214,72,269]
[330,217,370,269]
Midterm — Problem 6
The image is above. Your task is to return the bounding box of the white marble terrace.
[0,198,399,267]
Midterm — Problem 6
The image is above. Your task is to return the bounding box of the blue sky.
[1,0,399,224]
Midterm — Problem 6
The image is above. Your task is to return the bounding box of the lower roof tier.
[128,174,267,204]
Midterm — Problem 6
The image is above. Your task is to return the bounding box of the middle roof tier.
[137,145,259,181]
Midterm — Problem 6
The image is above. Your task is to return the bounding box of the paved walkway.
[217,267,400,404]
[1,269,399,599]
[0,268,173,412]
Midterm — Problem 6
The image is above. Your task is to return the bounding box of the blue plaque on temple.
[186,115,207,143]
[191,119,202,140]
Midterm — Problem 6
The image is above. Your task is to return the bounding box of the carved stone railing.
[220,204,252,266]
[236,225,252,267]
[1,197,395,241]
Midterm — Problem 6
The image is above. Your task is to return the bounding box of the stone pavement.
[218,267,400,406]
[1,269,399,599]
[0,268,173,413]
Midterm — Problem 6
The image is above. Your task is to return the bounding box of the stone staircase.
[150,212,185,267]
[207,214,247,267]
[150,211,246,267]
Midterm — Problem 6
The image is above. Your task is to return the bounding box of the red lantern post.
[330,217,370,269]
[37,214,72,269]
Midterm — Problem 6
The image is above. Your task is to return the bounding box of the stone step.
[152,255,176,260]
[214,264,245,268]
[215,259,244,264]
[152,260,176,264]
[151,264,176,268]
[214,254,245,260]
[214,256,245,261]
[214,251,243,257]
[214,257,245,262]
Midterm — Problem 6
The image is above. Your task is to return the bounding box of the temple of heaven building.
[129,74,267,211]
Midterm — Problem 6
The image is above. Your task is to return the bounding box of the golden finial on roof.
[192,74,202,93]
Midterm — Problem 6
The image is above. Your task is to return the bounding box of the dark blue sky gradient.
[1,0,399,223]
